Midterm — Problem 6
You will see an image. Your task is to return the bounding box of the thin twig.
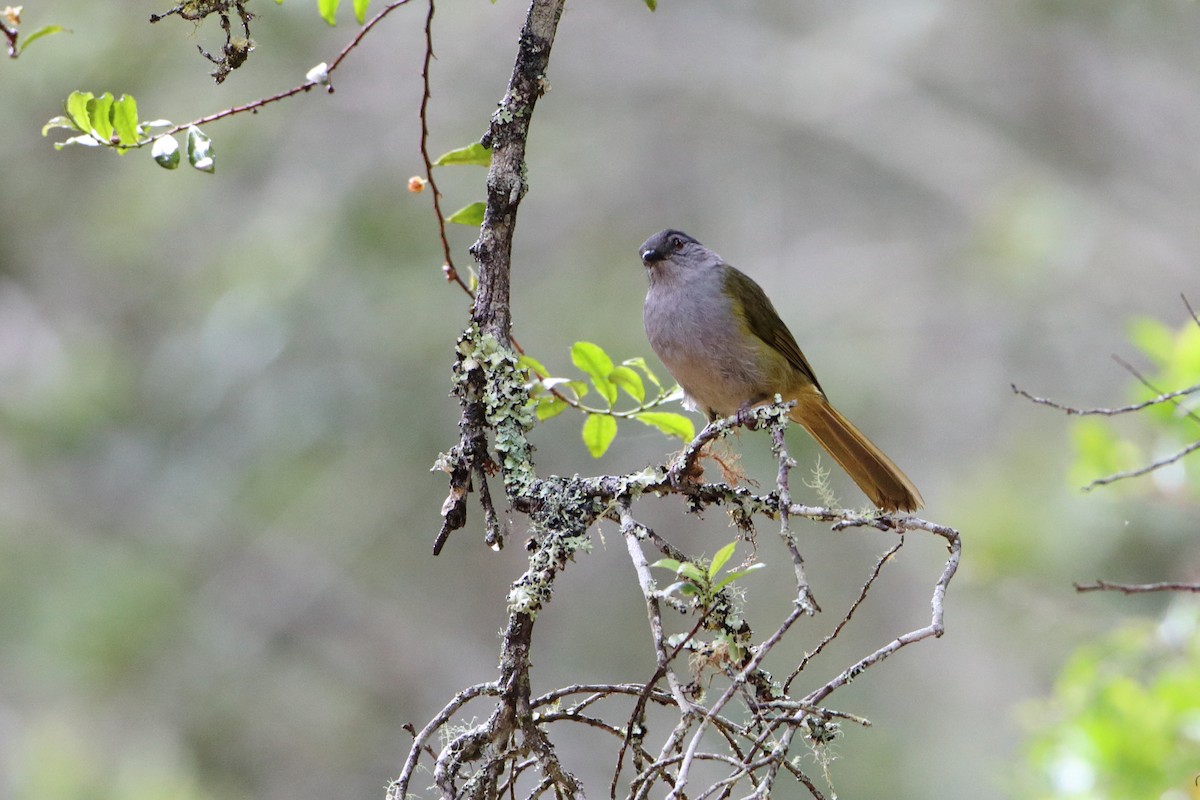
[770,420,820,615]
[157,0,417,138]
[1011,382,1200,418]
[668,602,808,800]
[1183,293,1200,329]
[614,505,708,798]
[802,517,960,706]
[388,681,501,799]
[1075,579,1200,594]
[1084,438,1200,490]
[418,0,472,295]
[1112,354,1200,427]
[783,537,905,693]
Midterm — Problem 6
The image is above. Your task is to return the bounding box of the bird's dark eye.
[671,236,685,251]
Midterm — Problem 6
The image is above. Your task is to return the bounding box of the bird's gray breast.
[643,272,766,417]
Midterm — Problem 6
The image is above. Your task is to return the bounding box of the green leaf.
[186,126,215,173]
[633,411,695,442]
[709,541,736,579]
[318,0,339,25]
[644,0,657,9]
[87,92,114,143]
[517,354,550,379]
[151,135,180,170]
[42,115,80,136]
[676,562,706,585]
[18,25,68,54]
[535,396,567,421]
[111,95,139,147]
[65,91,94,135]
[571,341,614,378]
[446,202,486,227]
[714,563,765,592]
[582,413,617,458]
[651,558,682,572]
[623,356,662,388]
[353,0,370,23]
[571,341,617,407]
[610,366,645,404]
[434,142,491,167]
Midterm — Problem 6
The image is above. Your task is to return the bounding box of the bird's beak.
[640,249,659,267]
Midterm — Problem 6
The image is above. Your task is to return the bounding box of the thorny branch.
[402,1,961,797]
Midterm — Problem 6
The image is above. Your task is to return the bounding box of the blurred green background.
[2,1,1200,798]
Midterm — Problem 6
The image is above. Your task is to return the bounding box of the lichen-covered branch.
[404,0,962,797]
[470,0,564,343]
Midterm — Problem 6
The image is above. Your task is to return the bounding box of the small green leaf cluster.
[312,0,374,26]
[43,91,215,173]
[1071,315,1200,493]
[653,541,762,667]
[652,541,765,607]
[519,342,695,458]
[1020,607,1200,799]
[43,92,144,152]
[433,142,493,231]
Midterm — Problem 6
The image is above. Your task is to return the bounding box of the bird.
[640,229,923,513]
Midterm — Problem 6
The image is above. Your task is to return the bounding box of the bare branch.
[388,682,501,798]
[1012,381,1200,417]
[1075,579,1200,594]
[784,537,905,694]
[770,419,820,615]
[802,515,960,707]
[1184,293,1200,330]
[470,0,564,344]
[146,1,420,137]
[1111,354,1200,428]
[1083,438,1200,490]
[417,0,473,296]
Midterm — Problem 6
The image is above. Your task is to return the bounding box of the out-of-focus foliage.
[1022,315,1200,799]
[1070,315,1200,496]
[1021,606,1200,800]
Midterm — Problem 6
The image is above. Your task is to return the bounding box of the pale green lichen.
[454,324,540,498]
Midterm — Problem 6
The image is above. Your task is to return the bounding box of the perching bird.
[640,229,922,512]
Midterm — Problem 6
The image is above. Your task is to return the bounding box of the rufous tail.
[790,397,923,512]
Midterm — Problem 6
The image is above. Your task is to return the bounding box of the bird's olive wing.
[724,265,824,394]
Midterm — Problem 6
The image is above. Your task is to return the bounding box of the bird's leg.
[734,401,759,431]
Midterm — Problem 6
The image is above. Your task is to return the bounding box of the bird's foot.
[734,402,759,430]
